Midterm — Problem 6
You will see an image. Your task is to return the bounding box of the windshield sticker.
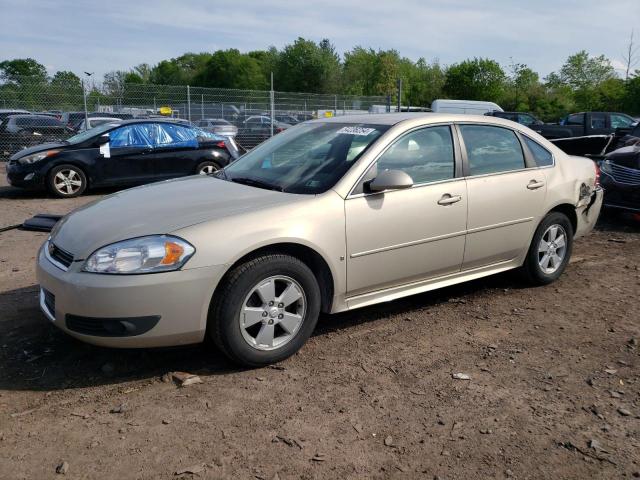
[99,142,111,158]
[337,126,376,136]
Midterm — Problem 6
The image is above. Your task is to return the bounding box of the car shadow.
[0,271,525,392]
[595,210,640,233]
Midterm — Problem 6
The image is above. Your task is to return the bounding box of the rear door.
[144,123,200,178]
[458,123,548,270]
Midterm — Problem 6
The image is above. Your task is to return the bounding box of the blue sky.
[1,0,639,81]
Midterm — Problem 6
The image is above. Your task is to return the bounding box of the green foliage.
[2,43,640,116]
[444,58,506,102]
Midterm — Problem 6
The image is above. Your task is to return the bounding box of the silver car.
[37,114,603,366]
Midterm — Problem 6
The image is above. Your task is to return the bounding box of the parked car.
[77,117,123,131]
[600,144,640,213]
[0,114,74,158]
[0,109,31,122]
[533,112,637,139]
[195,118,238,138]
[35,113,602,366]
[431,99,503,115]
[236,115,291,148]
[59,111,87,130]
[485,111,543,127]
[88,112,134,121]
[7,119,234,197]
[275,114,300,125]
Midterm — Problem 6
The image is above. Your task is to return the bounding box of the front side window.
[459,125,525,176]
[373,126,455,185]
[523,136,553,167]
[610,114,635,129]
[109,125,152,148]
[224,122,388,194]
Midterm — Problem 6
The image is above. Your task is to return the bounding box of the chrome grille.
[605,162,640,186]
[48,242,74,269]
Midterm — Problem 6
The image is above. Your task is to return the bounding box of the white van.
[431,99,503,115]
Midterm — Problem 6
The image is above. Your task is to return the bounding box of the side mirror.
[367,169,414,193]
[95,134,110,146]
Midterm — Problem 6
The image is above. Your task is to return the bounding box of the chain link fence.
[0,76,391,158]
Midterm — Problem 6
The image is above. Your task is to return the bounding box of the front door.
[345,125,468,297]
[457,124,548,270]
[99,124,153,185]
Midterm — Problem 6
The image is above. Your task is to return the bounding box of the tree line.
[1,36,639,120]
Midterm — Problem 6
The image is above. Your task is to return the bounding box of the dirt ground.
[0,162,639,480]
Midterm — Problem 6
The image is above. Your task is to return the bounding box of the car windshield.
[65,122,119,144]
[223,122,388,194]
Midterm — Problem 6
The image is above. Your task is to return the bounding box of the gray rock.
[56,461,69,475]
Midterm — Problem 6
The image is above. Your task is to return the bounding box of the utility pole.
[396,78,402,113]
[82,72,93,130]
[270,72,275,137]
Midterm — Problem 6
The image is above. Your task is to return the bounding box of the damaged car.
[37,114,602,366]
[6,119,235,197]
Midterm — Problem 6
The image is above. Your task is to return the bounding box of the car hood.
[9,142,68,160]
[51,176,299,259]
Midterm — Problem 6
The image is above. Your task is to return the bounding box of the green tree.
[275,38,341,93]
[443,58,506,102]
[0,58,48,83]
[193,49,266,89]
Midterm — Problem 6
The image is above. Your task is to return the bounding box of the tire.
[520,212,573,285]
[208,254,321,367]
[196,161,221,175]
[47,164,87,198]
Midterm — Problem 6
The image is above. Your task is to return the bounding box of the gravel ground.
[0,163,639,479]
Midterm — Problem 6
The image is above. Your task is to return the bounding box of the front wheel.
[520,212,573,285]
[208,254,321,367]
[47,164,87,198]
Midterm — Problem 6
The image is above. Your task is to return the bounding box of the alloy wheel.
[199,164,218,175]
[54,169,83,195]
[239,275,306,351]
[537,224,567,274]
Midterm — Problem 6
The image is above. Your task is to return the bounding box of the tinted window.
[523,136,553,167]
[566,114,584,126]
[590,113,606,129]
[518,114,536,126]
[375,126,455,184]
[610,113,635,129]
[459,125,525,175]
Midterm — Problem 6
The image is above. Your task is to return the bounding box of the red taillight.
[215,141,226,148]
[276,127,284,133]
[594,162,601,188]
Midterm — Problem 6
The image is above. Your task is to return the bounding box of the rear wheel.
[208,254,321,367]
[196,161,221,175]
[47,164,87,198]
[521,212,573,285]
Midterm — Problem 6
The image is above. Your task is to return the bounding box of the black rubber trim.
[65,314,160,337]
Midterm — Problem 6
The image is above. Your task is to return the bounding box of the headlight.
[83,235,195,274]
[600,160,612,174]
[18,150,60,165]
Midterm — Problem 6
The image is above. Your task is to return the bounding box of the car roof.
[114,118,194,126]
[307,112,521,126]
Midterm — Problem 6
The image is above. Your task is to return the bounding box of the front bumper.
[36,242,226,348]
[600,175,640,212]
[6,161,44,189]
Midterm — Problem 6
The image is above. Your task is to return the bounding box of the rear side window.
[459,125,525,176]
[566,114,584,126]
[590,113,606,129]
[523,136,553,167]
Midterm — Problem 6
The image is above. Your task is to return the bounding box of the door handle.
[437,194,462,206]
[527,180,545,190]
